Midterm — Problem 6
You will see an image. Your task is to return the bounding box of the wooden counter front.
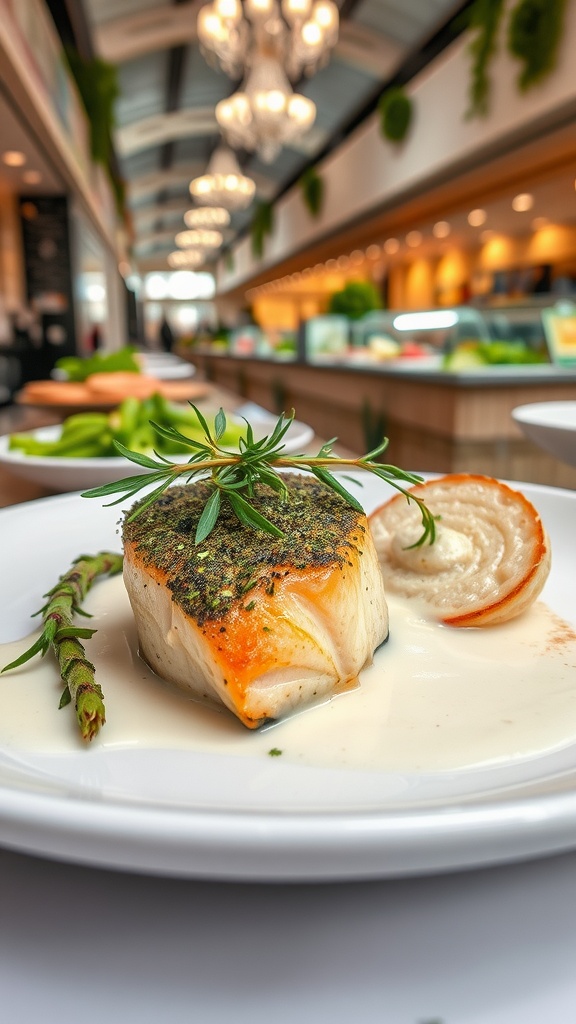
[185,352,576,489]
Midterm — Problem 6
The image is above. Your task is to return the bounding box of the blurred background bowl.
[512,402,576,468]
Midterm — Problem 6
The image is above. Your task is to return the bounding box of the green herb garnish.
[82,407,436,548]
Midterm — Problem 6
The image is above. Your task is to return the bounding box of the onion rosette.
[369,474,551,627]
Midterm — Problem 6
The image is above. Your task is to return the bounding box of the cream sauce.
[1,574,575,773]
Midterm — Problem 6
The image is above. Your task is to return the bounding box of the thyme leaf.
[82,407,436,546]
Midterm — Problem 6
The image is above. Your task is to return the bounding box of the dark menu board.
[19,195,76,369]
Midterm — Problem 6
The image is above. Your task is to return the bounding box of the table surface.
[1,387,576,1023]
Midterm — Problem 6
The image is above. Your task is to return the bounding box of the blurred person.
[159,314,174,352]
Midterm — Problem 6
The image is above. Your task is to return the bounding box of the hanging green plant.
[250,201,274,260]
[465,0,506,117]
[299,166,324,218]
[65,48,119,166]
[109,171,126,221]
[378,87,413,143]
[507,0,567,91]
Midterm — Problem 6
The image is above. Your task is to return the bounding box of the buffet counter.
[184,352,576,489]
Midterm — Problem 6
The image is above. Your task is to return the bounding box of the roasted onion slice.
[369,474,551,627]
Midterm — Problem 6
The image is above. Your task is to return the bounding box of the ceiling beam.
[335,22,404,79]
[115,107,218,157]
[127,164,205,201]
[132,200,190,229]
[133,228,180,251]
[116,106,329,160]
[94,1,203,64]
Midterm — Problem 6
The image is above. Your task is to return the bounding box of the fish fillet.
[122,474,389,728]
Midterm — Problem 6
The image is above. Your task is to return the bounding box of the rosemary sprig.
[82,407,436,547]
[1,551,123,741]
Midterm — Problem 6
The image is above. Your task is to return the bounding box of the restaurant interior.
[1,0,576,489]
[1,3,576,1020]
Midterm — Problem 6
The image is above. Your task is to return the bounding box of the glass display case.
[351,307,490,357]
[301,305,556,369]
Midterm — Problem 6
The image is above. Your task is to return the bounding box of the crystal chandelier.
[167,249,207,268]
[174,228,224,249]
[198,0,339,162]
[184,207,231,228]
[197,0,339,81]
[189,145,256,211]
[216,53,316,163]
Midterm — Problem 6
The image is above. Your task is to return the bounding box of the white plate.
[0,409,315,492]
[513,401,576,468]
[0,476,575,881]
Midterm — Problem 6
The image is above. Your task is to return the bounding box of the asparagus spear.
[1,551,123,741]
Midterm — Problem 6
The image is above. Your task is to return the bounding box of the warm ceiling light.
[184,206,230,228]
[383,237,399,255]
[480,229,495,243]
[350,250,364,265]
[468,208,487,226]
[311,0,338,36]
[282,0,312,22]
[532,216,549,230]
[189,146,255,211]
[198,0,338,83]
[168,249,206,268]
[22,169,42,185]
[406,230,422,247]
[2,150,26,167]
[337,255,350,269]
[366,244,381,259]
[512,192,534,212]
[175,228,223,249]
[326,258,337,269]
[433,220,451,238]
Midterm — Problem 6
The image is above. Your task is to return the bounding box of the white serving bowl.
[512,401,576,468]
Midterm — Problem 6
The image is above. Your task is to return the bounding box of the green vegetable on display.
[443,340,547,370]
[8,394,245,459]
[55,346,141,382]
